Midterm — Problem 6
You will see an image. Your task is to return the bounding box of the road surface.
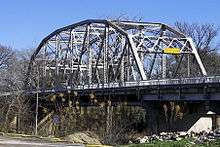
[0,136,84,147]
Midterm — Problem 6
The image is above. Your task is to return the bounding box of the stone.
[207,133,215,139]
[160,132,167,136]
[136,137,141,142]
[175,137,182,141]
[64,131,101,144]
[208,131,214,136]
[128,140,133,144]
[0,132,4,136]
[139,136,149,143]
[151,134,159,141]
[189,131,197,138]
[133,137,141,144]
[214,128,220,134]
[162,136,171,141]
[195,138,204,144]
[201,135,207,141]
[189,141,196,145]
[170,134,178,141]
[178,131,188,137]
[200,130,208,135]
[214,133,220,138]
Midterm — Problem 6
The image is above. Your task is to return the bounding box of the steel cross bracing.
[27,19,207,91]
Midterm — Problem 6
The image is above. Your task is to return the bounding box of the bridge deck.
[71,76,220,90]
[1,76,220,100]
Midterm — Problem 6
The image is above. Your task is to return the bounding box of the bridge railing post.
[215,75,220,83]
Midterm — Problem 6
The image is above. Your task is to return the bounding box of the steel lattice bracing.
[27,19,207,91]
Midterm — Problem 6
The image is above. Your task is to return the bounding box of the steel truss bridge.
[24,19,220,103]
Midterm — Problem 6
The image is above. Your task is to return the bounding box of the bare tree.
[174,22,220,75]
[0,46,33,132]
[0,45,15,70]
[175,22,219,55]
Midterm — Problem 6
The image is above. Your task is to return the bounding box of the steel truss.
[27,19,207,90]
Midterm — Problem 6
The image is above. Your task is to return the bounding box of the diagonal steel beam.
[108,21,147,80]
[188,38,207,76]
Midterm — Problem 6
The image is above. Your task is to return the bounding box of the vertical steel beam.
[55,35,60,76]
[103,26,109,84]
[87,25,92,85]
[77,25,89,85]
[162,54,166,78]
[173,55,183,78]
[112,38,127,82]
[187,54,190,77]
[43,44,47,90]
[127,45,130,81]
[120,38,126,83]
[148,27,165,79]
[70,29,74,74]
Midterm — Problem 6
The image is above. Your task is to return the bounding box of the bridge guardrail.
[3,76,220,97]
[72,76,220,90]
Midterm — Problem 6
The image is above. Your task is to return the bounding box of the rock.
[208,131,214,136]
[64,131,101,144]
[160,132,167,136]
[135,129,220,144]
[215,128,220,134]
[189,131,197,138]
[195,138,204,144]
[170,134,178,141]
[152,134,159,140]
[178,131,188,137]
[161,135,170,141]
[214,133,220,138]
[0,132,4,136]
[189,141,196,145]
[134,137,142,143]
[200,130,208,136]
[201,135,207,141]
[135,137,141,143]
[175,137,182,141]
[140,136,149,143]
[128,140,133,144]
[207,133,215,139]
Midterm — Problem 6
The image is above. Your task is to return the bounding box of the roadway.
[0,136,84,147]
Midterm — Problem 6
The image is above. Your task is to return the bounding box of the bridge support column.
[215,115,220,129]
[144,101,158,134]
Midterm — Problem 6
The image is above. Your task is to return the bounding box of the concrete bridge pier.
[209,102,220,129]
[215,115,220,128]
[142,101,220,134]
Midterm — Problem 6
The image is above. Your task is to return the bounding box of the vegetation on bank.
[120,139,220,147]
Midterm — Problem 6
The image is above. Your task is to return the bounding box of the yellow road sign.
[163,48,180,55]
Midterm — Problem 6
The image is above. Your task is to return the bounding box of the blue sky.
[0,0,219,50]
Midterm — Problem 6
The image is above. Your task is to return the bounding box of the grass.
[119,139,220,147]
[120,140,190,147]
